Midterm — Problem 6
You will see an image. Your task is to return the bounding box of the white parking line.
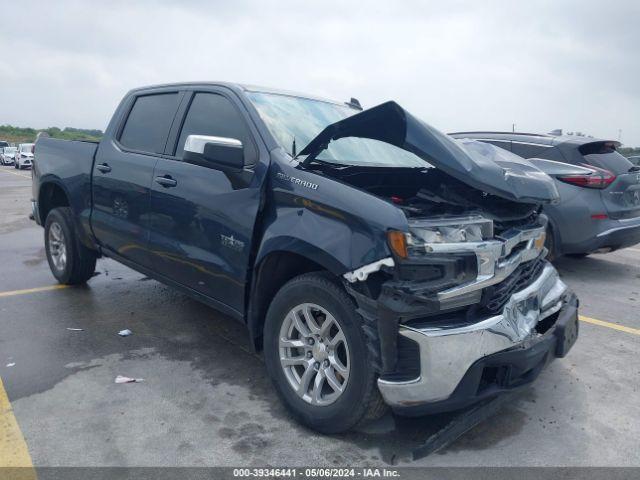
[0,169,31,179]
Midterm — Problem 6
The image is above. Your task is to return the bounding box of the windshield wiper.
[297,156,349,169]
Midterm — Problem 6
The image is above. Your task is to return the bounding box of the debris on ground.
[412,393,515,460]
[115,375,144,384]
[66,327,84,331]
[118,329,132,337]
[6,363,16,367]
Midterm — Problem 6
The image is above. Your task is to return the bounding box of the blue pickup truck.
[32,82,579,433]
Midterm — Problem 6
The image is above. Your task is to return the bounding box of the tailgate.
[578,142,640,219]
[601,172,640,219]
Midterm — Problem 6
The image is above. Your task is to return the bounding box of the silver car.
[15,143,35,169]
[451,132,640,260]
[1,146,17,165]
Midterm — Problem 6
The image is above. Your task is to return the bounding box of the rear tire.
[44,207,97,285]
[263,272,386,434]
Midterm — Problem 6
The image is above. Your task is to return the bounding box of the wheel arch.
[38,177,98,253]
[38,179,71,225]
[247,243,349,352]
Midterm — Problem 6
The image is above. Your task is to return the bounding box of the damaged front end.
[293,99,578,414]
[344,211,578,414]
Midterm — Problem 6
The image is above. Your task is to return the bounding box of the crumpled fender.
[254,151,407,275]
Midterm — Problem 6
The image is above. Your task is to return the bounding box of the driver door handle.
[155,175,177,188]
[96,163,112,173]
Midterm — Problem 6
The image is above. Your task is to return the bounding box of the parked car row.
[0,142,35,168]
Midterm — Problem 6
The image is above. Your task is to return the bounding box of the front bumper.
[376,263,577,413]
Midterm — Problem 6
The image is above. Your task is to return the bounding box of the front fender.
[259,152,408,274]
[256,199,395,276]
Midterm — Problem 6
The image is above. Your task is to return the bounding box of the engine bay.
[306,163,541,233]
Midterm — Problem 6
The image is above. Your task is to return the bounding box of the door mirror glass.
[183,135,245,171]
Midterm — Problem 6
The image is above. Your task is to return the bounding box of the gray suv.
[450,131,640,258]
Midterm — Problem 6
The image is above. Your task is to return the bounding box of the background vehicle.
[1,146,18,165]
[15,143,35,169]
[450,131,640,259]
[628,155,640,166]
[32,83,578,433]
[0,141,9,149]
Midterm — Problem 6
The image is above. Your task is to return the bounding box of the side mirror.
[183,135,245,172]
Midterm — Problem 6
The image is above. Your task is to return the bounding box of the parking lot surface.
[1,166,639,467]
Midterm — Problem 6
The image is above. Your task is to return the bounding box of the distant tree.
[0,124,103,143]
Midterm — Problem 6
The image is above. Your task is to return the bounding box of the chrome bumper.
[377,263,569,408]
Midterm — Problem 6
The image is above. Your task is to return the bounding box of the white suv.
[15,143,35,169]
[1,146,17,165]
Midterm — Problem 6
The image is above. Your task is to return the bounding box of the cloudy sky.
[1,0,639,145]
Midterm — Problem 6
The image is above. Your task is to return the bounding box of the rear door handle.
[154,175,177,188]
[96,163,112,173]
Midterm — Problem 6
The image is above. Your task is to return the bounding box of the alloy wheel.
[48,222,67,271]
[278,303,350,406]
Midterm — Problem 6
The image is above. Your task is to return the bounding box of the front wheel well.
[39,182,70,224]
[248,251,331,351]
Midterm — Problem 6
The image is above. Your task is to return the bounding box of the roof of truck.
[128,81,348,107]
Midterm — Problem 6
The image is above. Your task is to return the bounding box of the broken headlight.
[386,216,492,286]
[388,216,494,258]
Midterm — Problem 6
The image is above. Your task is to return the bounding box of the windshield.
[578,141,633,174]
[582,152,633,174]
[19,144,34,152]
[4,147,16,153]
[247,92,425,168]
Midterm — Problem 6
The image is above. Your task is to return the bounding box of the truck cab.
[31,82,579,433]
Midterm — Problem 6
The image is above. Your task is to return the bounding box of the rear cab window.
[119,93,181,154]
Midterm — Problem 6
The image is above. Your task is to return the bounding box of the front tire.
[44,207,97,284]
[264,272,386,434]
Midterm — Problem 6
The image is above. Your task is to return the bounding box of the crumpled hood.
[299,101,559,204]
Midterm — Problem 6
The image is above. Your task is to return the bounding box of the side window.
[119,93,181,154]
[485,140,512,152]
[175,93,257,165]
[536,146,568,163]
[510,142,551,159]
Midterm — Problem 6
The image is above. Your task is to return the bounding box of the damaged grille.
[479,257,546,315]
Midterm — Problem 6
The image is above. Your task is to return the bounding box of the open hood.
[298,101,559,204]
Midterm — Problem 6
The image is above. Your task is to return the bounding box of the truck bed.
[34,137,99,182]
[33,137,100,249]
